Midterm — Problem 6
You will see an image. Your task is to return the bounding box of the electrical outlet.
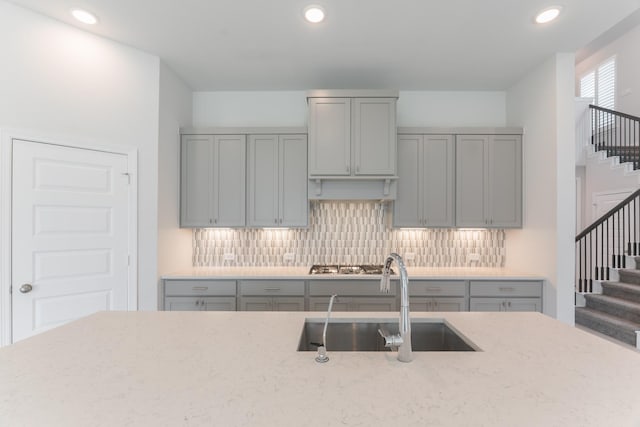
[405,252,415,261]
[223,253,235,262]
[283,252,295,262]
[468,253,480,262]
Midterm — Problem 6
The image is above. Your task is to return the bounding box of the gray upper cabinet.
[180,134,246,227]
[455,134,522,228]
[308,96,397,177]
[247,134,308,227]
[394,134,454,227]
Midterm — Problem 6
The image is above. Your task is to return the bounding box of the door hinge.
[127,255,131,266]
[122,172,131,185]
[9,285,12,294]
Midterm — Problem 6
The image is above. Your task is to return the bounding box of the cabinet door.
[488,135,522,227]
[202,297,237,311]
[308,98,351,176]
[469,298,504,312]
[353,98,396,175]
[393,135,422,227]
[272,297,305,311]
[309,297,352,312]
[410,297,466,312]
[351,297,397,312]
[431,297,467,311]
[239,297,272,311]
[213,135,246,226]
[279,135,308,226]
[423,135,455,227]
[504,298,541,312]
[164,297,201,311]
[247,135,279,227]
[456,135,488,227]
[180,135,213,227]
[469,298,541,312]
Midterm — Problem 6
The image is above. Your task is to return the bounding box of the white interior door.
[592,189,633,221]
[12,139,131,342]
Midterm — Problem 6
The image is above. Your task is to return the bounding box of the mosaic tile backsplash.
[193,201,505,267]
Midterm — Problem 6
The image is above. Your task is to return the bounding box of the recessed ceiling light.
[70,8,98,25]
[535,6,562,24]
[304,5,325,24]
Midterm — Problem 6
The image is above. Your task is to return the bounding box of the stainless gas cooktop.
[308,264,395,275]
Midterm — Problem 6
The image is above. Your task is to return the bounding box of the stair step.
[585,294,640,323]
[619,269,640,285]
[575,307,639,346]
[602,281,640,304]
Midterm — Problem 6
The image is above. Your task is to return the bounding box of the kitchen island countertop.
[162,266,544,280]
[1,311,639,426]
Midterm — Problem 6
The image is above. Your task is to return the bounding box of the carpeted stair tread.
[602,281,640,304]
[575,307,639,346]
[585,294,640,323]
[619,269,640,285]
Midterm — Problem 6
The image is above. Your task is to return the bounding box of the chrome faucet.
[379,253,412,362]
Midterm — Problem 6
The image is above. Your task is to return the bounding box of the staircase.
[576,258,640,347]
[590,104,640,171]
[575,105,640,348]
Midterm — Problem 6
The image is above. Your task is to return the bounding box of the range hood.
[308,176,397,200]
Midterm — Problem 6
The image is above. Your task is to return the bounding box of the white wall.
[192,91,507,127]
[576,23,640,117]
[158,63,193,295]
[0,1,161,315]
[193,91,308,127]
[506,53,576,324]
[397,91,506,127]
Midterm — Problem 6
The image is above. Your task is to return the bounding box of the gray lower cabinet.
[409,279,468,311]
[247,134,308,227]
[469,280,542,312]
[163,280,237,311]
[469,298,541,312]
[308,280,398,312]
[165,296,237,311]
[455,134,522,228]
[238,280,305,311]
[180,134,246,227]
[394,135,454,227]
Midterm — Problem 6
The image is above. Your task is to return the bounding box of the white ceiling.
[8,0,640,91]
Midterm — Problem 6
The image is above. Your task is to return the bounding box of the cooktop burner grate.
[308,264,395,275]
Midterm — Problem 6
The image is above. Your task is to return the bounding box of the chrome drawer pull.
[264,287,281,292]
[499,287,515,292]
[192,286,208,291]
[426,287,442,292]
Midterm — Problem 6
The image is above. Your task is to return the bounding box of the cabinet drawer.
[410,280,466,297]
[469,281,542,297]
[239,280,305,296]
[308,280,397,296]
[164,280,236,296]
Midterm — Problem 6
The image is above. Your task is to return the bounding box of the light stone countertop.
[1,311,639,426]
[163,266,544,280]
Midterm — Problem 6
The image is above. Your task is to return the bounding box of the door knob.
[19,284,33,293]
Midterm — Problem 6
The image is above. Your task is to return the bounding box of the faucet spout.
[380,253,412,362]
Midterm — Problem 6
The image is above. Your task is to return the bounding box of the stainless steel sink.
[297,319,479,352]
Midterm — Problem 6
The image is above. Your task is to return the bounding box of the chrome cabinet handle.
[499,287,515,292]
[264,287,281,292]
[426,287,442,292]
[192,286,208,291]
[19,284,33,293]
